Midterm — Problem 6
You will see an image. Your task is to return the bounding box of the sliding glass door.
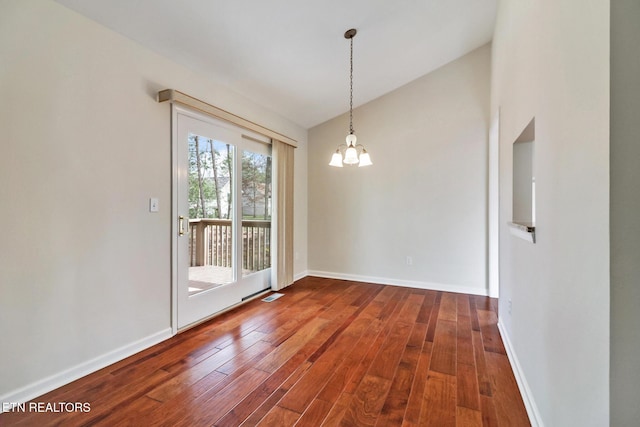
[175,107,271,329]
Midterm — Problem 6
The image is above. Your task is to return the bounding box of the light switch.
[149,198,159,213]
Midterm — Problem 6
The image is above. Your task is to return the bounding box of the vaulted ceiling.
[55,0,497,129]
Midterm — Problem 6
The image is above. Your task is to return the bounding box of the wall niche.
[510,118,536,243]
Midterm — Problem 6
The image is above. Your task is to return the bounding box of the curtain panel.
[271,139,295,290]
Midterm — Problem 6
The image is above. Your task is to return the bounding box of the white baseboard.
[307,270,489,296]
[0,328,173,411]
[293,270,309,282]
[497,320,544,427]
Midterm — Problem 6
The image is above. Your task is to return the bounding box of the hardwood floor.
[0,277,530,426]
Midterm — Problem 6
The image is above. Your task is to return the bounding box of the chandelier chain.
[349,35,354,135]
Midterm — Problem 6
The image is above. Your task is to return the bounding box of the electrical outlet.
[406,256,413,266]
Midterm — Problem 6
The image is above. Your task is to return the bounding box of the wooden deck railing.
[188,219,271,272]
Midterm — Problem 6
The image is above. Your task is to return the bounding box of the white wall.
[610,1,640,425]
[0,0,307,401]
[308,45,490,295]
[492,1,609,425]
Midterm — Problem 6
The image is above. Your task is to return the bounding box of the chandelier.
[329,28,372,167]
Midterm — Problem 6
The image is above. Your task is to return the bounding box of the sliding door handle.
[179,216,187,236]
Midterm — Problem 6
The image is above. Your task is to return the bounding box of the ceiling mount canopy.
[344,28,357,39]
[329,28,372,168]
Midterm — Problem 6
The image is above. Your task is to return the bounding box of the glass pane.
[241,150,272,277]
[187,134,234,295]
